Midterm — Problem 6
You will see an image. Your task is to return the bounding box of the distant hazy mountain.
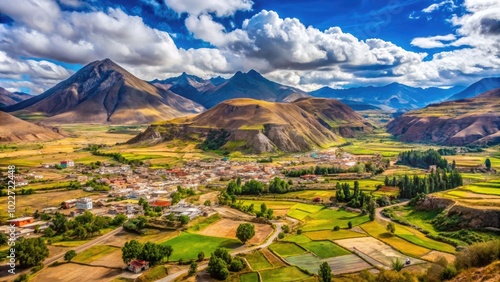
[5,59,205,124]
[447,77,500,101]
[0,87,31,108]
[0,111,64,142]
[128,97,373,153]
[387,88,500,146]
[310,83,465,110]
[154,70,310,108]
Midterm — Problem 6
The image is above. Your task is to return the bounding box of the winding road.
[156,221,284,282]
[375,200,410,223]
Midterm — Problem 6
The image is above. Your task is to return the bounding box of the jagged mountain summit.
[5,59,205,124]
[128,98,373,153]
[153,70,310,108]
[387,88,500,146]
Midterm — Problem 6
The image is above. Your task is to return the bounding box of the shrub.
[229,257,245,272]
[278,232,285,239]
[297,229,303,235]
[333,226,340,231]
[391,258,404,272]
[455,239,500,270]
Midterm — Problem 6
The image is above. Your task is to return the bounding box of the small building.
[62,199,77,209]
[128,260,150,273]
[60,160,75,168]
[150,199,171,210]
[75,197,93,210]
[7,217,34,227]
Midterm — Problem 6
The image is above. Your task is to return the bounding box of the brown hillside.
[0,111,64,142]
[450,260,500,282]
[5,59,205,125]
[0,87,31,108]
[128,98,373,153]
[387,88,500,146]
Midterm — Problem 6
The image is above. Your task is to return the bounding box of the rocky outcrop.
[128,98,373,153]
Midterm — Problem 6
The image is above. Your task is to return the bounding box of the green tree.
[64,250,77,262]
[260,203,267,214]
[16,238,49,267]
[163,245,174,262]
[139,242,165,266]
[179,215,190,225]
[197,251,205,262]
[318,261,332,282]
[347,221,352,229]
[122,240,143,264]
[0,233,7,245]
[386,222,396,235]
[52,213,68,234]
[44,227,55,237]
[188,261,198,276]
[112,214,127,226]
[333,226,340,231]
[282,225,290,234]
[229,257,245,271]
[368,199,376,221]
[207,256,229,280]
[74,225,88,239]
[236,223,255,244]
[485,158,491,170]
[213,248,232,264]
[204,200,211,206]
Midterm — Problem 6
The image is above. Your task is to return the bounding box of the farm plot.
[197,219,273,244]
[269,242,307,257]
[259,266,314,282]
[73,245,120,264]
[299,241,350,258]
[287,203,325,220]
[241,200,296,217]
[360,221,431,257]
[33,263,122,282]
[240,272,259,282]
[161,233,240,261]
[323,254,373,275]
[245,251,273,271]
[304,230,366,241]
[334,237,425,268]
[285,253,321,273]
[302,209,370,231]
[261,248,286,268]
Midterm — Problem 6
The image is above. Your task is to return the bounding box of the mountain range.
[128,98,373,153]
[387,88,500,146]
[310,83,466,110]
[0,87,31,108]
[4,59,205,125]
[152,69,310,108]
[447,77,500,101]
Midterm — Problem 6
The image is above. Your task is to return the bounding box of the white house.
[75,197,93,210]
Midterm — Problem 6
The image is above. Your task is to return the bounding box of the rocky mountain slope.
[0,111,64,142]
[128,98,373,153]
[447,77,500,101]
[387,88,500,146]
[5,59,205,124]
[311,82,465,110]
[0,87,31,108]
[153,70,310,108]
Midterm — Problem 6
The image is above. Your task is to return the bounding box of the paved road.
[157,221,283,282]
[43,227,124,266]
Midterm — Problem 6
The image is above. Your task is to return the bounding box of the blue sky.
[0,0,499,94]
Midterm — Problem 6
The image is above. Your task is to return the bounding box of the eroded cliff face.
[416,196,500,229]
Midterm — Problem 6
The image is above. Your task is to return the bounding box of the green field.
[282,235,312,244]
[462,181,500,196]
[245,251,273,270]
[269,242,307,257]
[302,209,370,231]
[284,254,321,273]
[299,241,350,258]
[161,233,241,261]
[240,272,259,282]
[73,245,119,263]
[259,266,313,282]
[304,230,367,241]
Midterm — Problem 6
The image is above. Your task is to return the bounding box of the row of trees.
[397,149,449,170]
[46,211,127,240]
[384,169,463,199]
[284,161,388,177]
[122,240,173,266]
[334,181,376,220]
